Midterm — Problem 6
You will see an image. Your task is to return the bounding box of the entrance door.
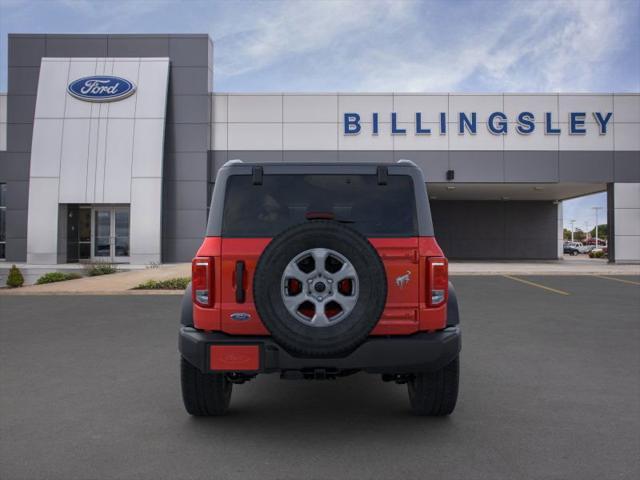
[92,206,130,263]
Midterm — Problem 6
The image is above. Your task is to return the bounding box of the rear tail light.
[428,257,448,306]
[192,257,213,307]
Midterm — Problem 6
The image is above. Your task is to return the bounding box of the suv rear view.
[179,161,461,416]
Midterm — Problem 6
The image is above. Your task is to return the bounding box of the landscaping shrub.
[85,263,118,276]
[589,250,606,259]
[36,272,82,284]
[6,265,24,288]
[133,277,190,290]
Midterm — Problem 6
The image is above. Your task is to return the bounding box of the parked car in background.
[563,242,584,255]
[564,243,581,256]
[579,244,595,254]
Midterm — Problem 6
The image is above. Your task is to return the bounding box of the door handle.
[235,261,246,303]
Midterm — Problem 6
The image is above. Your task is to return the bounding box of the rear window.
[221,174,417,237]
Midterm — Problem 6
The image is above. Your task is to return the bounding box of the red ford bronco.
[179,160,461,416]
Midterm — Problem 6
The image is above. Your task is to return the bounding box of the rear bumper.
[179,326,461,375]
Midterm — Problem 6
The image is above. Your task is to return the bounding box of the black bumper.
[179,326,461,375]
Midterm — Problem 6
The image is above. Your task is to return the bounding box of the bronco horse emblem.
[395,270,412,288]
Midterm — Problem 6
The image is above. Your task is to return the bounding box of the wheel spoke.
[282,262,310,282]
[310,248,329,273]
[282,294,306,317]
[333,262,357,282]
[334,292,358,312]
[310,306,331,327]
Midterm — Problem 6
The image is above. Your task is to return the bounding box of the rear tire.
[181,357,232,416]
[407,357,459,416]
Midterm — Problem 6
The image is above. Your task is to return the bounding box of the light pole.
[592,206,603,248]
[570,219,576,242]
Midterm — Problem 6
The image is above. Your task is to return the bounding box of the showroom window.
[0,183,6,259]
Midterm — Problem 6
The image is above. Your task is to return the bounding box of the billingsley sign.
[343,111,613,136]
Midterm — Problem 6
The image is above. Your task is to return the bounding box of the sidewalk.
[0,263,190,295]
[2,257,639,295]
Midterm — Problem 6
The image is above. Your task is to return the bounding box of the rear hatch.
[204,170,434,335]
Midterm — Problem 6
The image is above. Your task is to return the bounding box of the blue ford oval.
[67,76,136,102]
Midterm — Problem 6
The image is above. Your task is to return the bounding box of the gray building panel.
[163,180,208,211]
[162,237,203,263]
[559,151,614,183]
[165,123,210,153]
[6,208,28,239]
[163,209,208,239]
[8,35,45,67]
[449,151,504,182]
[5,236,27,262]
[431,200,557,259]
[6,124,33,153]
[283,150,339,163]
[167,94,210,124]
[337,151,393,163]
[169,67,211,95]
[107,35,170,57]
[169,36,211,67]
[226,150,284,164]
[45,35,109,57]
[165,152,209,182]
[504,150,559,182]
[6,95,36,124]
[0,153,30,181]
[614,151,640,182]
[7,67,40,95]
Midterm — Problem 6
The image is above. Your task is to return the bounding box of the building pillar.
[557,201,564,259]
[608,183,640,263]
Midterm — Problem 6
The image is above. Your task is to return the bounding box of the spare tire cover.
[253,220,387,357]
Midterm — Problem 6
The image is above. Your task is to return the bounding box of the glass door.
[92,206,130,263]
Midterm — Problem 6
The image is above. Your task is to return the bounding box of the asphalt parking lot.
[1,275,639,480]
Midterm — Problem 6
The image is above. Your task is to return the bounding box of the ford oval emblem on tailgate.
[67,76,136,102]
[230,312,251,321]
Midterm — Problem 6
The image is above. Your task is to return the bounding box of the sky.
[1,0,638,228]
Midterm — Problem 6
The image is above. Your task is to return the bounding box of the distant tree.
[563,228,572,240]
[589,224,608,239]
[573,228,586,242]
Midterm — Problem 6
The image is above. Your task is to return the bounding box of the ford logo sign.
[230,312,251,321]
[67,76,136,102]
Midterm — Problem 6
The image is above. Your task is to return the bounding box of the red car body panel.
[193,236,447,335]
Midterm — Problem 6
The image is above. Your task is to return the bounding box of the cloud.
[212,0,638,92]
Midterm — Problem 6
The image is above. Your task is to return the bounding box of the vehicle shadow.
[180,372,457,446]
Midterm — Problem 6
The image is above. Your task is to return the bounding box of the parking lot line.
[502,275,571,296]
[593,275,640,286]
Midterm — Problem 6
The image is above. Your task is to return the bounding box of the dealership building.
[0,33,638,265]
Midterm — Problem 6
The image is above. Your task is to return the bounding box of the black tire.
[253,220,387,357]
[181,357,232,416]
[572,250,579,256]
[407,356,459,416]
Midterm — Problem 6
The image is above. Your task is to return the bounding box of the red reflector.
[210,345,260,371]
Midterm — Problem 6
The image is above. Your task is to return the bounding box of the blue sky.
[1,0,638,228]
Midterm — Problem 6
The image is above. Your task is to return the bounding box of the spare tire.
[253,221,387,357]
